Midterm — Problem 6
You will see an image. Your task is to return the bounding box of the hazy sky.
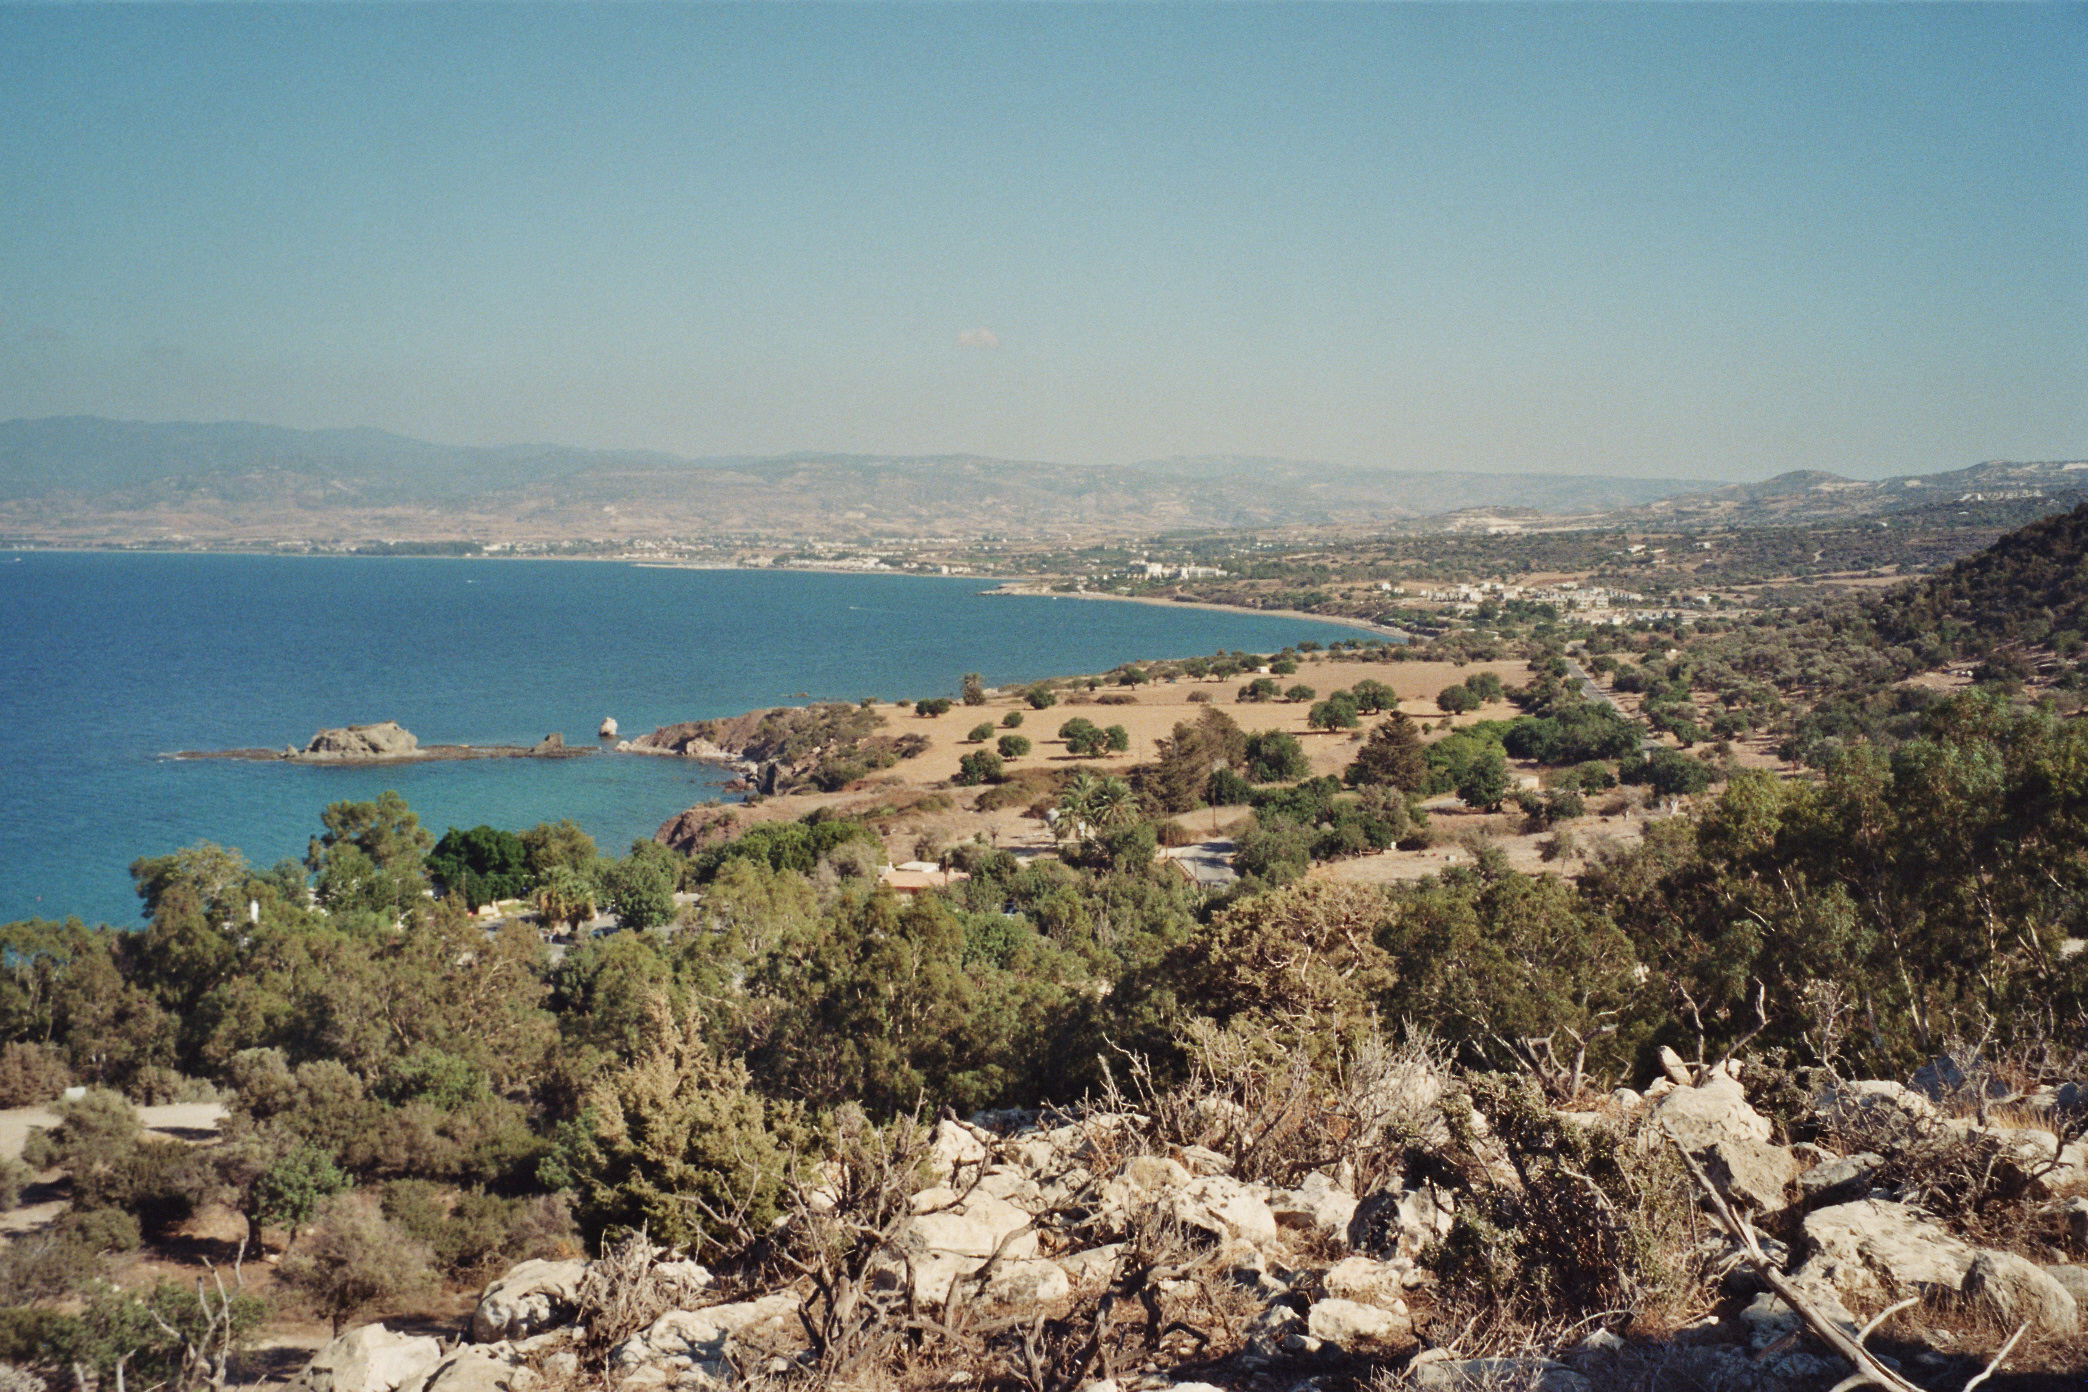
[1,4,2081,481]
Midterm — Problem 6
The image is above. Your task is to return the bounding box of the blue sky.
[0,3,2081,481]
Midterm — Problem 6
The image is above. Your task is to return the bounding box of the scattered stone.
[928,1118,989,1183]
[599,717,618,737]
[1410,1359,1590,1392]
[982,1258,1072,1305]
[530,732,565,755]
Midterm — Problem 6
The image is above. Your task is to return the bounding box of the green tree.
[545,999,802,1253]
[967,722,996,743]
[1244,730,1308,783]
[598,853,679,931]
[1350,678,1396,714]
[426,825,529,909]
[519,820,599,885]
[1142,708,1248,813]
[1105,724,1130,752]
[997,734,1032,759]
[1059,717,1107,757]
[1455,747,1511,810]
[1307,694,1360,731]
[534,865,598,934]
[1025,686,1058,710]
[1285,684,1317,704]
[307,792,432,918]
[961,673,987,706]
[1437,684,1480,716]
[1000,711,1024,729]
[1345,713,1428,791]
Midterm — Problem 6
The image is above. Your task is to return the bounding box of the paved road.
[1562,657,1659,753]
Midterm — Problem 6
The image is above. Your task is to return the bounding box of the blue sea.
[0,552,1360,926]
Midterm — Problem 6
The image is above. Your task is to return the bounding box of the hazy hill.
[0,416,1720,542]
[1874,498,2088,652]
[1626,458,2088,526]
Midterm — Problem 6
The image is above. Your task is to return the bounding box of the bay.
[0,551,1362,926]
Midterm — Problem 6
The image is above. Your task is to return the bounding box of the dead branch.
[1663,1122,2026,1392]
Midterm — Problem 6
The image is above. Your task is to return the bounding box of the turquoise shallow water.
[0,552,1359,925]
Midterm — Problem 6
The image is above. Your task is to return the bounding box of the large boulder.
[609,1294,800,1391]
[470,1258,589,1343]
[1657,1075,1796,1215]
[293,1325,443,1392]
[1165,1174,1279,1250]
[397,1348,525,1392]
[1305,1297,1416,1354]
[302,721,419,760]
[904,1186,1039,1305]
[1348,1184,1455,1259]
[1800,1198,1977,1302]
[1655,1074,1773,1150]
[1320,1255,1411,1309]
[1963,1250,2079,1339]
[1269,1171,1358,1246]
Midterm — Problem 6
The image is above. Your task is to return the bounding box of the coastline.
[984,582,1411,640]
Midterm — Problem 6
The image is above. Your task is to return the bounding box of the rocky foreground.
[291,1054,2088,1392]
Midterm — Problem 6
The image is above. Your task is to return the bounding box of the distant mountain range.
[0,415,2078,543]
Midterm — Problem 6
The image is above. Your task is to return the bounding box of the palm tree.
[1054,772,1101,844]
[1087,776,1139,829]
[535,865,597,934]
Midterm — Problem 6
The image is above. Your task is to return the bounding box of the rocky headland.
[176,721,596,763]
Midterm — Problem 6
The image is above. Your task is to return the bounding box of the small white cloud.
[956,328,999,350]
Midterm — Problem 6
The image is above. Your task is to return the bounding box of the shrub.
[967,722,995,743]
[0,1043,71,1108]
[250,1145,351,1234]
[956,750,1006,785]
[1001,711,1024,728]
[1025,686,1058,709]
[542,1003,804,1257]
[914,698,953,718]
[279,1192,434,1334]
[996,734,1031,759]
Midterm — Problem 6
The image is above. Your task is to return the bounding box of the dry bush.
[1425,1077,1712,1335]
[569,1230,716,1368]
[1106,1022,1454,1192]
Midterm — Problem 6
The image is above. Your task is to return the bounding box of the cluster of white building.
[1136,561,1229,580]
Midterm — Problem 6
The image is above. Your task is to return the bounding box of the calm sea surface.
[0,552,1359,925]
